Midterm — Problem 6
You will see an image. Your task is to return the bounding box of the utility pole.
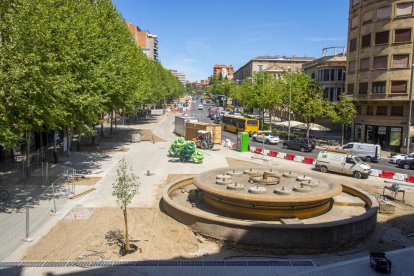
[288,67,293,140]
[407,62,414,154]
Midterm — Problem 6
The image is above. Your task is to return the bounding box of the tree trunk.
[65,126,70,157]
[114,111,117,132]
[25,130,31,177]
[123,208,130,251]
[269,110,272,132]
[100,112,104,138]
[53,129,58,163]
[306,121,311,138]
[341,124,345,146]
[110,110,113,134]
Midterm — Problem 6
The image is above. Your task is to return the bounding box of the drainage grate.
[0,260,315,268]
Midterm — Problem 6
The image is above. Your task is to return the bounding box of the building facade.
[234,56,316,81]
[126,22,158,61]
[213,65,234,80]
[347,0,414,152]
[303,47,347,102]
[170,70,186,85]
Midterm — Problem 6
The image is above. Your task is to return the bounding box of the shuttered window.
[360,58,370,71]
[363,10,373,24]
[373,82,386,93]
[391,81,407,93]
[374,56,388,69]
[347,83,354,95]
[376,6,391,19]
[349,61,356,73]
[359,83,368,94]
[349,38,357,51]
[351,16,359,29]
[394,29,411,43]
[391,106,404,116]
[376,106,388,115]
[361,34,371,47]
[392,54,409,68]
[375,31,389,44]
[396,3,413,17]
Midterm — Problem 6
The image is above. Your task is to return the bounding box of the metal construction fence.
[0,162,76,261]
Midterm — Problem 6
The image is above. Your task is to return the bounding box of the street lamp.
[287,67,293,140]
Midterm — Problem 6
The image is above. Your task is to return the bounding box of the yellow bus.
[221,115,259,134]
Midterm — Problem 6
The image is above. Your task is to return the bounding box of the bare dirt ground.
[20,157,414,263]
[64,176,102,186]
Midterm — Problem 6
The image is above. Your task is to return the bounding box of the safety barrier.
[248,145,414,184]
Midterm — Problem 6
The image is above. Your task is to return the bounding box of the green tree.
[112,157,139,252]
[289,72,325,138]
[327,94,356,145]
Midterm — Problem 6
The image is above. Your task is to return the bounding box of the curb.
[248,146,413,184]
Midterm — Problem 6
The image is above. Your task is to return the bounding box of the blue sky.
[113,0,350,81]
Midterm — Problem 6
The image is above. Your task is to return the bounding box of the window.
[376,106,388,115]
[366,106,373,115]
[391,81,407,93]
[311,72,315,79]
[374,56,388,69]
[394,29,411,43]
[376,6,391,19]
[361,34,371,47]
[375,31,389,44]
[360,58,369,71]
[351,16,359,29]
[337,88,342,101]
[329,87,335,101]
[318,70,323,82]
[349,38,357,51]
[373,81,386,93]
[349,61,356,73]
[323,69,330,81]
[330,69,336,81]
[392,54,409,68]
[396,2,413,17]
[337,69,343,80]
[359,82,368,94]
[348,83,354,95]
[354,125,361,141]
[362,10,373,24]
[356,106,361,114]
[391,106,403,116]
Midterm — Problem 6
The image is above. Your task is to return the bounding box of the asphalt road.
[188,99,413,175]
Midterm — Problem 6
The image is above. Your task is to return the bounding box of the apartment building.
[303,47,347,102]
[126,22,158,61]
[234,56,315,81]
[213,65,234,80]
[170,70,186,85]
[347,0,414,152]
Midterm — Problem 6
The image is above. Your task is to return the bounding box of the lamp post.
[287,67,293,140]
[407,62,414,154]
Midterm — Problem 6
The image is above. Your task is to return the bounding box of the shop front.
[363,125,402,152]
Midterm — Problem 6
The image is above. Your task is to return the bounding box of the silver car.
[252,131,280,144]
[390,153,414,164]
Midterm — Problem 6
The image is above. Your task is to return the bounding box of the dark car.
[397,158,414,170]
[282,138,316,152]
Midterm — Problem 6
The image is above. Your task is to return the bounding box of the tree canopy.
[0,0,183,147]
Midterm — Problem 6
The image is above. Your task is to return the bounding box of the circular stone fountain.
[162,167,378,250]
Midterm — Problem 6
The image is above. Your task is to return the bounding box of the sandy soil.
[138,129,166,143]
[65,177,102,186]
[20,158,414,263]
[22,207,199,261]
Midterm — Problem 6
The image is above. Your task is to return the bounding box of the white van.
[315,150,371,179]
[341,142,381,162]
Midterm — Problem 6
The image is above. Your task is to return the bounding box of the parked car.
[315,150,371,179]
[252,131,280,144]
[198,104,203,110]
[282,138,316,152]
[397,158,414,170]
[390,153,414,164]
[341,142,381,162]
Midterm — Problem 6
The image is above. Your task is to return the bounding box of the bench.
[383,185,405,201]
